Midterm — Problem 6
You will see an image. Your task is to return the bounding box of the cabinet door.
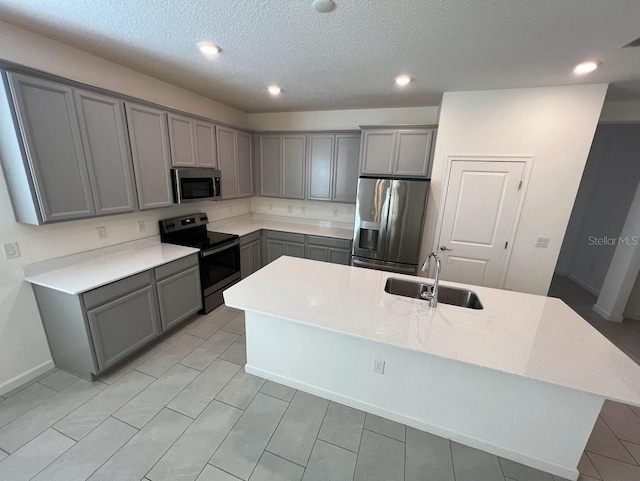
[240,243,252,279]
[393,129,433,177]
[7,73,95,222]
[125,103,173,210]
[194,120,217,167]
[236,131,253,197]
[167,113,197,167]
[156,266,202,331]
[307,135,333,201]
[284,242,305,258]
[283,135,306,199]
[217,126,238,199]
[250,240,262,272]
[306,245,329,262]
[259,135,282,197]
[332,134,360,203]
[329,248,351,265]
[74,89,136,216]
[87,285,161,371]
[266,239,285,263]
[360,130,396,175]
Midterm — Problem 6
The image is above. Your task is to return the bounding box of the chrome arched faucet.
[420,252,441,307]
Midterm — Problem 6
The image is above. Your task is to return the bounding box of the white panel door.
[438,160,525,287]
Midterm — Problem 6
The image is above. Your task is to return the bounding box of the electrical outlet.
[535,237,550,248]
[301,206,306,214]
[288,205,292,213]
[96,227,107,240]
[229,206,233,214]
[269,203,273,211]
[2,242,20,259]
[373,358,385,375]
[333,209,339,217]
[136,221,145,233]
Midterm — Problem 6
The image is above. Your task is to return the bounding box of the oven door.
[200,239,241,297]
[172,168,222,203]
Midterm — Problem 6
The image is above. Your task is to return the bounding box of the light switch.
[535,237,550,248]
[3,242,20,259]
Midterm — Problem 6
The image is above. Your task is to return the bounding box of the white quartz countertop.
[24,243,200,295]
[208,216,353,240]
[224,256,640,406]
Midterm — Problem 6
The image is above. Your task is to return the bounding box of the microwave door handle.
[201,239,240,257]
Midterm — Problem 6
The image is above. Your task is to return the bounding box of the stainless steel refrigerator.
[352,177,430,274]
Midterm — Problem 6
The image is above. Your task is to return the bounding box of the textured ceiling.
[0,0,639,113]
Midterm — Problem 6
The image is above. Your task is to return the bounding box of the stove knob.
[168,223,175,228]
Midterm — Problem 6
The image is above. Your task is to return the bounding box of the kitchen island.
[224,256,640,480]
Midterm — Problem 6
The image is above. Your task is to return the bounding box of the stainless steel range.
[160,213,240,313]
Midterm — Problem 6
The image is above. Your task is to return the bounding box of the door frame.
[432,155,534,288]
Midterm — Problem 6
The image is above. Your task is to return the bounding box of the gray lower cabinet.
[87,285,161,371]
[125,102,174,209]
[262,230,350,265]
[32,254,201,379]
[306,235,352,266]
[3,72,96,223]
[360,127,436,178]
[156,266,202,330]
[240,232,262,278]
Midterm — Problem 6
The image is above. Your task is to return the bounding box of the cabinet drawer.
[240,230,262,245]
[306,235,352,250]
[265,230,305,244]
[83,270,152,310]
[155,254,199,281]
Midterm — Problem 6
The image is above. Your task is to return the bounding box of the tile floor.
[0,290,638,481]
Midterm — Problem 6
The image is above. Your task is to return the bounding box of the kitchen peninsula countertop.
[225,256,640,406]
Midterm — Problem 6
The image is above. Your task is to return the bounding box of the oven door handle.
[201,239,240,257]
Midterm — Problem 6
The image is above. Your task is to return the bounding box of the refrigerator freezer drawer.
[352,257,418,275]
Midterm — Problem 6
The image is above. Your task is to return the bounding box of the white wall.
[0,20,248,127]
[248,106,440,131]
[556,124,640,295]
[421,85,608,296]
[0,20,254,394]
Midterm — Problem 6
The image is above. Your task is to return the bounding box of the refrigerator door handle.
[378,184,392,259]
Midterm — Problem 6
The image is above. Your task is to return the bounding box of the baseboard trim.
[566,274,600,297]
[593,304,624,322]
[245,364,580,481]
[0,360,55,397]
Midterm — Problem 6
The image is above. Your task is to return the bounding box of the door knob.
[440,246,452,251]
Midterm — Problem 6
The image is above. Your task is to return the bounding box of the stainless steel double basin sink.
[384,278,484,310]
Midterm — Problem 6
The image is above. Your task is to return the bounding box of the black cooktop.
[159,213,239,251]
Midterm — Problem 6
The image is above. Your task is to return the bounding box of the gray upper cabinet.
[360,127,435,178]
[74,89,136,216]
[167,113,197,167]
[217,126,237,199]
[237,130,253,197]
[259,135,282,197]
[283,135,306,199]
[194,120,217,168]
[6,73,95,222]
[307,135,333,200]
[217,126,253,199]
[333,134,360,203]
[125,102,173,210]
[393,129,433,177]
[360,129,396,175]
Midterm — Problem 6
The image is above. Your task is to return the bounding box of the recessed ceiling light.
[197,42,220,57]
[268,85,282,95]
[395,75,412,87]
[573,61,600,75]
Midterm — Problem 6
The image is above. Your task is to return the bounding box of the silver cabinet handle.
[440,246,453,251]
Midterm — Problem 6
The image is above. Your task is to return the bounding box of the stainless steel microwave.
[171,168,222,203]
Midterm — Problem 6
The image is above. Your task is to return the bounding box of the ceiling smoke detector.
[312,0,335,13]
